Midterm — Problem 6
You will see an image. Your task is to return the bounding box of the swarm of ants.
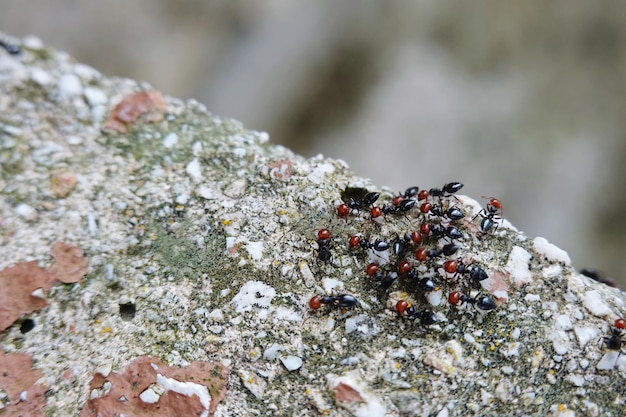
[310,182,503,326]
[309,181,626,367]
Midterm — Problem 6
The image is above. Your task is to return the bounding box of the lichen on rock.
[0,33,625,417]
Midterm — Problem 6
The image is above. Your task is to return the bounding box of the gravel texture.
[1,34,625,417]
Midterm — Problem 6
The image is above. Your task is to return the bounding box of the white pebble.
[573,326,599,349]
[83,87,108,107]
[263,343,284,361]
[596,351,620,370]
[566,374,585,387]
[280,355,303,371]
[321,278,344,295]
[246,241,264,260]
[185,158,202,183]
[139,388,159,403]
[14,203,38,221]
[582,290,611,317]
[554,315,572,331]
[163,132,178,148]
[30,68,53,86]
[524,294,541,302]
[23,35,44,50]
[533,237,571,264]
[506,246,533,285]
[231,280,276,313]
[548,330,570,355]
[58,73,83,98]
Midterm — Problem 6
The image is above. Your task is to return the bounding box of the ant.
[391,233,412,256]
[474,197,502,233]
[309,294,359,310]
[347,191,380,211]
[336,191,380,218]
[349,235,389,252]
[443,260,489,284]
[430,224,463,241]
[395,300,437,325]
[316,229,332,262]
[448,291,496,311]
[428,182,464,200]
[0,36,20,55]
[580,268,619,289]
[601,318,626,352]
[445,206,465,221]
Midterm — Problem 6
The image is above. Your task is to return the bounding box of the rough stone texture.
[1,36,625,417]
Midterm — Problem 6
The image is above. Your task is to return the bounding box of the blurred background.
[2,1,626,287]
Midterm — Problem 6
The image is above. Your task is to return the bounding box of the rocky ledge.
[0,34,625,417]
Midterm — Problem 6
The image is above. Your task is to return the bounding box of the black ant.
[445,206,465,221]
[429,182,464,200]
[448,291,496,311]
[347,191,380,211]
[0,36,20,55]
[316,229,332,262]
[474,197,502,233]
[309,294,359,310]
[391,233,412,256]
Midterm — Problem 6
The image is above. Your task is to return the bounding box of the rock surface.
[0,35,625,417]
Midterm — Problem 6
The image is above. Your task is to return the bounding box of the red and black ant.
[395,300,438,325]
[349,235,390,252]
[601,318,626,352]
[443,260,489,284]
[309,294,359,310]
[429,182,464,200]
[474,197,502,233]
[448,291,496,311]
[316,228,332,262]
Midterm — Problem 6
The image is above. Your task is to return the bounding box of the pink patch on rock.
[0,242,88,331]
[0,350,48,416]
[80,356,230,417]
[334,382,364,403]
[267,160,292,181]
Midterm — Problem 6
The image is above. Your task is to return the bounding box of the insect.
[445,206,465,221]
[430,224,463,241]
[415,247,442,261]
[429,182,464,200]
[395,300,437,325]
[347,191,380,212]
[474,197,502,233]
[601,318,626,351]
[0,36,20,55]
[356,237,390,252]
[580,268,619,289]
[337,203,351,218]
[391,233,412,256]
[309,294,359,310]
[448,291,496,311]
[316,228,332,262]
[443,260,489,283]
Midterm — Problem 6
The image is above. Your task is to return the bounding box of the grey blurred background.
[3,1,626,287]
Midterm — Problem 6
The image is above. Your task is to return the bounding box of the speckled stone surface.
[1,34,625,417]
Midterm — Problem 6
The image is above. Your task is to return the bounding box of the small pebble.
[280,355,303,371]
[14,203,38,221]
[58,73,83,98]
